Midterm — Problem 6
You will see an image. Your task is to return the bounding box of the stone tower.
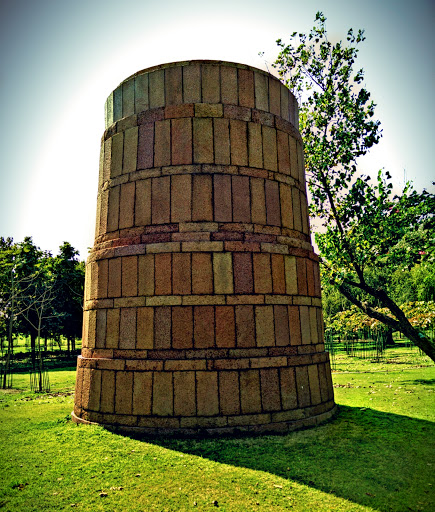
[72,60,336,434]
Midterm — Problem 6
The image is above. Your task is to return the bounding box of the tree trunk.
[400,323,435,362]
[385,329,394,346]
[30,331,37,370]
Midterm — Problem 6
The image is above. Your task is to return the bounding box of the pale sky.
[0,0,433,260]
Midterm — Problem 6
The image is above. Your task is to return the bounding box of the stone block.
[119,308,136,349]
[262,125,278,171]
[271,254,286,294]
[230,119,248,166]
[137,123,154,169]
[240,370,261,414]
[172,306,193,349]
[238,69,254,108]
[215,306,236,348]
[135,73,149,113]
[295,366,311,407]
[191,253,213,295]
[122,79,135,117]
[254,72,269,112]
[152,372,173,415]
[132,371,152,415]
[221,66,238,104]
[213,174,232,222]
[193,118,214,165]
[223,104,251,121]
[213,118,230,165]
[165,65,182,105]
[171,118,192,165]
[232,175,251,223]
[119,181,136,230]
[87,369,102,411]
[154,253,172,295]
[277,130,290,175]
[138,254,154,296]
[152,176,171,224]
[233,252,253,294]
[195,103,223,117]
[108,258,122,297]
[96,309,107,348]
[219,371,241,415]
[135,179,152,226]
[115,371,133,415]
[296,257,308,295]
[309,307,319,344]
[274,305,290,347]
[121,256,138,297]
[113,85,122,121]
[292,187,303,232]
[265,180,280,226]
[280,182,294,229]
[194,306,215,348]
[136,307,154,349]
[172,253,191,295]
[107,186,120,232]
[213,252,234,294]
[154,119,171,167]
[183,64,201,103]
[248,122,263,169]
[149,69,165,108]
[253,253,272,294]
[196,371,219,416]
[279,367,298,410]
[165,104,194,119]
[106,308,120,349]
[280,86,290,121]
[235,305,255,347]
[255,306,275,347]
[284,255,298,295]
[269,78,281,116]
[299,305,311,345]
[202,64,220,103]
[308,364,322,405]
[192,174,213,221]
[100,370,115,413]
[154,306,172,349]
[174,371,196,416]
[260,368,281,411]
[250,177,266,225]
[123,127,138,174]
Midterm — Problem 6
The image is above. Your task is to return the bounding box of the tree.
[52,242,85,353]
[273,12,435,361]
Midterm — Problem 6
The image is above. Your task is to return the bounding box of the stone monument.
[72,60,336,434]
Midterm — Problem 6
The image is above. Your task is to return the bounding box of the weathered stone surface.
[74,60,335,435]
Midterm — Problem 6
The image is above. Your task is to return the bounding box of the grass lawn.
[0,353,434,511]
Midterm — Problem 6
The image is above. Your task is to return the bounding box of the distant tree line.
[0,237,85,381]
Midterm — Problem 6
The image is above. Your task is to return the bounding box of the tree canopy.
[272,12,435,361]
[0,237,85,360]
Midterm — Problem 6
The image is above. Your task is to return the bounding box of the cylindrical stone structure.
[72,60,336,435]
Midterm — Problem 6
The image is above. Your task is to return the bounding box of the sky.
[0,0,433,260]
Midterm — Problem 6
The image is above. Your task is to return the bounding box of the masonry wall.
[72,60,336,435]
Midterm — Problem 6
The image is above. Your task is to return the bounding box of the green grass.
[1,335,82,356]
[0,357,434,511]
[330,341,433,373]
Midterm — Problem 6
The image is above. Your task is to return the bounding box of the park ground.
[0,344,434,512]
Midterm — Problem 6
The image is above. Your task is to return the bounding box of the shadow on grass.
[401,378,435,386]
[137,406,435,512]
